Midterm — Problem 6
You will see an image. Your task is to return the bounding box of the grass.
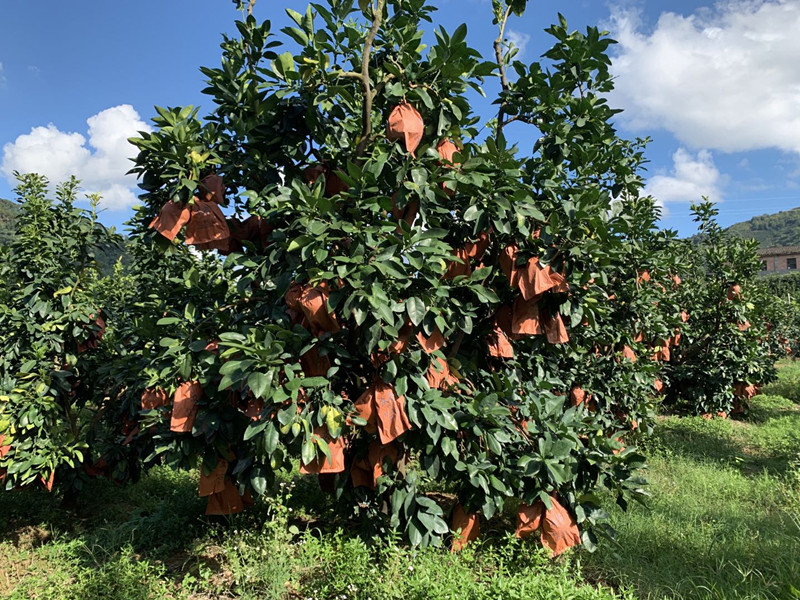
[761,359,800,404]
[0,469,629,600]
[2,362,800,599]
[0,467,202,599]
[581,381,800,599]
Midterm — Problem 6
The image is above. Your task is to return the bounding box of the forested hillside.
[0,198,20,246]
[726,207,800,247]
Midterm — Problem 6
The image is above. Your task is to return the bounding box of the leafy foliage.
[4,0,794,556]
[0,195,130,274]
[755,273,800,358]
[0,174,130,492]
[761,271,800,299]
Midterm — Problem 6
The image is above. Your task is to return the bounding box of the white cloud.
[507,30,531,61]
[1,104,151,210]
[610,1,800,155]
[645,148,724,207]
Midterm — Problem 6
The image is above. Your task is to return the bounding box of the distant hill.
[725,207,800,248]
[0,198,20,246]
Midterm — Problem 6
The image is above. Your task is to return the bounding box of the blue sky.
[1,0,799,238]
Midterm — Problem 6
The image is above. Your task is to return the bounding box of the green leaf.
[248,372,271,399]
[411,168,428,187]
[463,205,482,222]
[406,297,426,326]
[416,88,434,110]
[244,420,268,441]
[286,8,303,25]
[300,437,315,466]
[184,302,196,323]
[316,436,333,466]
[325,408,343,438]
[278,51,295,72]
[264,423,279,453]
[178,354,192,380]
[288,235,312,252]
[250,466,268,495]
[407,520,423,546]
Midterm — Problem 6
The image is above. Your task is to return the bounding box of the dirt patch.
[12,525,52,549]
[164,544,235,596]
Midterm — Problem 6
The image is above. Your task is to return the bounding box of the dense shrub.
[758,273,800,357]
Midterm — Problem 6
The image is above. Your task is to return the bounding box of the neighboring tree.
[757,273,800,357]
[0,174,130,493]
[103,228,239,484]
[0,195,130,275]
[117,0,681,552]
[660,203,778,416]
[761,271,800,301]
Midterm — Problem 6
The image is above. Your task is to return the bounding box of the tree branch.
[355,0,386,157]
[494,5,513,137]
[447,331,466,360]
[502,115,536,127]
[331,70,365,81]
[372,72,395,99]
[247,0,256,16]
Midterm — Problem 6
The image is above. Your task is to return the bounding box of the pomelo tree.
[755,272,800,359]
[658,203,779,416]
[115,0,679,550]
[0,174,130,494]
